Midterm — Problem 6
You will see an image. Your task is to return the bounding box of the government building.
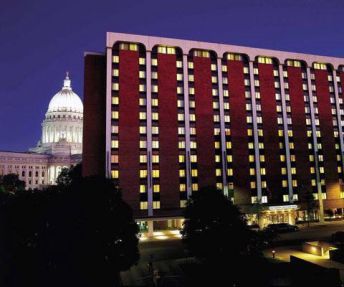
[83,32,344,230]
[0,74,83,189]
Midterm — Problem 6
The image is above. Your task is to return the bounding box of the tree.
[302,187,317,227]
[56,163,82,187]
[0,175,139,287]
[181,187,268,285]
[0,173,25,193]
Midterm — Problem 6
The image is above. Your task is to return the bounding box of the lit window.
[139,127,146,134]
[179,169,186,177]
[180,200,187,208]
[180,184,186,192]
[112,83,119,91]
[250,168,255,176]
[152,155,159,163]
[139,112,146,120]
[283,194,289,202]
[111,170,119,179]
[140,141,146,149]
[111,155,119,163]
[152,170,159,178]
[191,169,198,177]
[139,155,147,163]
[153,201,160,209]
[192,183,198,191]
[112,97,119,105]
[113,69,119,77]
[140,202,148,210]
[282,180,288,187]
[257,57,272,64]
[111,140,119,148]
[261,196,268,203]
[140,185,146,193]
[140,170,147,178]
[193,50,210,58]
[179,155,185,163]
[153,185,160,193]
[152,113,159,120]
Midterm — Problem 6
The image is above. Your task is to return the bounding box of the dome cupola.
[47,72,83,114]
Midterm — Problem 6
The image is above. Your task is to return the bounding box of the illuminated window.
[261,181,267,188]
[153,201,160,209]
[111,125,118,134]
[292,180,297,187]
[179,155,185,163]
[280,155,286,162]
[261,196,268,203]
[249,155,255,162]
[260,168,266,175]
[191,169,198,177]
[188,62,194,69]
[139,58,145,65]
[283,194,289,202]
[153,185,160,193]
[139,84,146,92]
[250,168,255,176]
[152,155,159,163]
[190,141,197,149]
[247,129,253,136]
[250,181,256,188]
[190,155,197,162]
[139,155,147,163]
[190,114,196,121]
[152,127,159,134]
[291,167,296,174]
[139,71,145,78]
[152,170,159,178]
[179,141,185,149]
[111,140,119,148]
[227,53,242,61]
[227,155,232,162]
[140,202,148,210]
[152,85,158,93]
[111,155,118,163]
[111,170,119,179]
[176,61,182,68]
[192,183,198,191]
[193,50,210,58]
[139,127,146,134]
[227,169,233,176]
[257,57,272,64]
[251,196,258,204]
[282,180,288,187]
[177,74,183,81]
[281,168,287,175]
[179,169,186,177]
[313,63,327,70]
[113,69,119,77]
[140,141,146,149]
[140,185,146,193]
[151,113,158,121]
[152,59,158,66]
[216,169,222,176]
[180,200,187,208]
[112,83,119,91]
[260,155,265,162]
[112,97,119,105]
[112,56,119,63]
[180,184,186,192]
[152,72,158,79]
[140,170,147,178]
[139,112,146,120]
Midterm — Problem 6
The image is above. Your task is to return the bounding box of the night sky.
[1,0,343,151]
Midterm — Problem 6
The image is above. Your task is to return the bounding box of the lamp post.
[314,151,324,223]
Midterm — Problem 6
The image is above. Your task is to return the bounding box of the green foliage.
[181,187,269,285]
[0,173,25,193]
[0,175,139,287]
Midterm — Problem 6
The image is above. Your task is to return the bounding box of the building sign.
[268,205,298,211]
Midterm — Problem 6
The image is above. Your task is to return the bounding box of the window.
[193,50,210,58]
[153,201,160,209]
[153,185,160,192]
[140,185,146,193]
[140,170,147,178]
[257,57,272,64]
[152,170,159,178]
[283,194,289,202]
[111,170,119,179]
[140,202,148,210]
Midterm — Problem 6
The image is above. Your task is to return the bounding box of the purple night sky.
[0,0,343,151]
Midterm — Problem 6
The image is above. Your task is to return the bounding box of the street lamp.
[314,151,324,223]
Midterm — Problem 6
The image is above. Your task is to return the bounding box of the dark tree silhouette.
[0,173,25,193]
[181,187,268,285]
[56,163,82,187]
[302,188,317,226]
[0,175,139,287]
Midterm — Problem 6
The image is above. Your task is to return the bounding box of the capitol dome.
[30,73,84,155]
[47,73,83,113]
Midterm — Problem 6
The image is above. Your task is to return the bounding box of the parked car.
[264,223,299,233]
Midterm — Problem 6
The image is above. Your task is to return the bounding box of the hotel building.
[83,32,344,230]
